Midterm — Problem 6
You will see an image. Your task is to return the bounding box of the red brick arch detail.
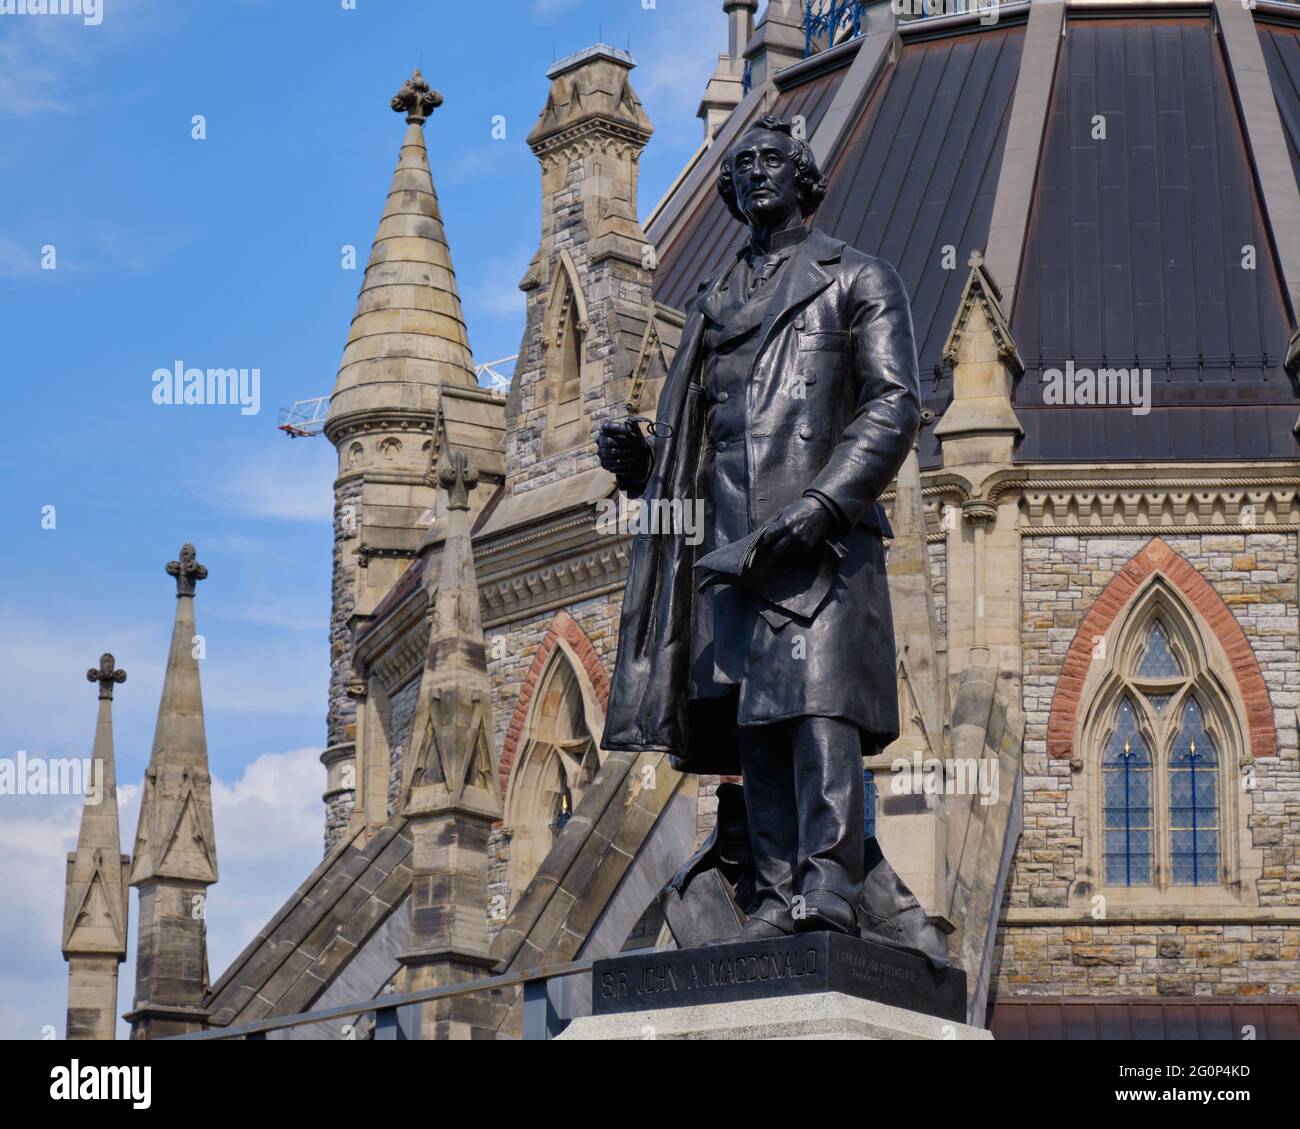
[498,610,611,798]
[1047,537,1275,760]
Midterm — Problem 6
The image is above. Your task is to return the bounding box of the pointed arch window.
[1168,697,1219,886]
[543,252,590,434]
[505,651,604,900]
[1080,596,1245,894]
[1103,698,1152,886]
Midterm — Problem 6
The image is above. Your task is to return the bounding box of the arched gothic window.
[1079,588,1245,895]
[505,651,603,900]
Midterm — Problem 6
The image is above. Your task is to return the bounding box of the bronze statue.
[598,116,936,954]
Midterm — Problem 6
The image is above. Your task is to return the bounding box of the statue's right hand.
[597,419,653,482]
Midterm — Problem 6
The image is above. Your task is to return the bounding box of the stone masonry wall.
[995,531,1300,999]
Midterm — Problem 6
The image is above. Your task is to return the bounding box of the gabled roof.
[204,819,413,1028]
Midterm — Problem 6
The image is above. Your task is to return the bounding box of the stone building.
[65,1,1300,1040]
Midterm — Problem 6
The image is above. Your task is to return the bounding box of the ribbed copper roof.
[819,24,1025,469]
[1012,17,1295,461]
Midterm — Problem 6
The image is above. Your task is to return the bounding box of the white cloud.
[0,745,324,1039]
[473,253,530,320]
[205,441,335,524]
[0,0,163,119]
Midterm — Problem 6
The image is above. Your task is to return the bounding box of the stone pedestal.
[559,933,991,1040]
[559,990,991,1040]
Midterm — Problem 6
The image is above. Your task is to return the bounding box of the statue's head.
[718,115,828,227]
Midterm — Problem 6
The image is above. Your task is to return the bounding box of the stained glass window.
[1169,697,1219,886]
[1103,698,1153,885]
[1145,693,1173,714]
[1136,621,1184,678]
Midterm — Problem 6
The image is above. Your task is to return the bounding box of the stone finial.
[392,68,443,124]
[166,543,207,598]
[438,450,478,511]
[87,654,127,701]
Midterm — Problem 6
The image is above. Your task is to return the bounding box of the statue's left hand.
[759,496,834,562]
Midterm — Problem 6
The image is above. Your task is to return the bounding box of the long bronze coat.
[601,228,921,774]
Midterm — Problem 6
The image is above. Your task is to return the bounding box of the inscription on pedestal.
[593,933,965,1022]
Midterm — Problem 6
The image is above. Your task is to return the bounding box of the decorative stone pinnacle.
[87,653,127,701]
[166,543,208,598]
[392,69,443,124]
[438,450,478,512]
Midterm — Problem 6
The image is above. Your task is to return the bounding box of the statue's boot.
[659,783,754,947]
[857,837,950,969]
[794,889,858,936]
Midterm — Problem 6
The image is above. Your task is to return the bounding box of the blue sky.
[0,0,728,1039]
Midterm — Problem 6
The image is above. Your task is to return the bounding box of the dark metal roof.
[652,65,849,311]
[817,25,1025,468]
[992,996,1300,1040]
[1012,17,1298,462]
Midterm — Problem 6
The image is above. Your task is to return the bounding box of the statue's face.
[728,129,801,226]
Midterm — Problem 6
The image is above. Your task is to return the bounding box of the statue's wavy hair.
[717,115,829,224]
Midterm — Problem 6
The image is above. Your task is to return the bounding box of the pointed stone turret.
[126,544,216,1039]
[698,0,758,139]
[744,0,805,89]
[935,254,1024,679]
[508,45,655,494]
[398,449,504,1039]
[322,70,498,853]
[933,253,1025,470]
[62,655,130,1040]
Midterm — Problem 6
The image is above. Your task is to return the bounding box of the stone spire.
[62,654,130,1040]
[699,0,759,139]
[398,449,504,1039]
[327,68,477,433]
[744,0,805,89]
[126,544,217,1039]
[321,71,491,852]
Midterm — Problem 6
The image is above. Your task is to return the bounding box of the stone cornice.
[324,410,440,445]
[530,117,651,163]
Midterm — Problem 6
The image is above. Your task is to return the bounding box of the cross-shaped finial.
[438,450,478,512]
[968,249,984,270]
[166,543,208,597]
[87,653,127,701]
[391,68,443,124]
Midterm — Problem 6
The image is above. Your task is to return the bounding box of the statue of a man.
[597,115,921,940]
